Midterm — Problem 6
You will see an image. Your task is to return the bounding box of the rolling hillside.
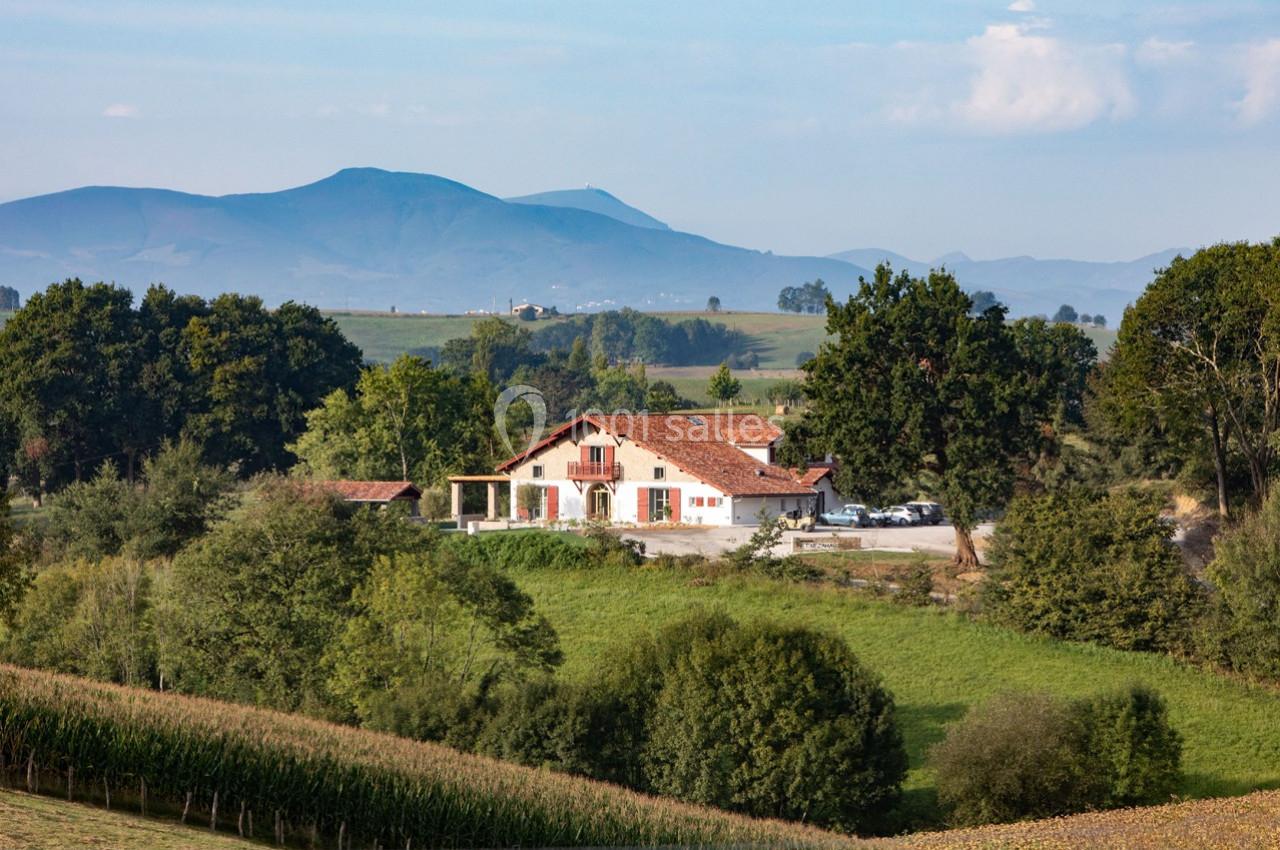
[0,168,867,313]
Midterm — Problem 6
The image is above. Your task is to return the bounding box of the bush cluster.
[479,612,907,835]
[931,685,1182,826]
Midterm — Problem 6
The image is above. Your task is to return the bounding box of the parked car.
[879,505,920,527]
[906,501,944,525]
[818,504,871,528]
[777,508,816,532]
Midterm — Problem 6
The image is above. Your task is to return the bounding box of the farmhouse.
[318,480,423,516]
[495,413,833,526]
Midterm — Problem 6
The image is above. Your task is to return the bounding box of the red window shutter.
[546,486,558,521]
[580,445,591,464]
[669,488,681,522]
[637,488,649,523]
[604,444,615,467]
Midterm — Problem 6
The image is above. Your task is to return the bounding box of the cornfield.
[0,664,865,849]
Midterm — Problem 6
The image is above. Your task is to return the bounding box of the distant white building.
[495,413,838,526]
[511,302,552,317]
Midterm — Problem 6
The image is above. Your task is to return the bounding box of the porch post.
[451,480,464,529]
[486,481,498,520]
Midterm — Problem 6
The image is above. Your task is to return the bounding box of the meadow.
[501,561,1280,824]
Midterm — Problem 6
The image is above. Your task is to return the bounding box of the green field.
[325,310,1118,369]
[502,560,1280,824]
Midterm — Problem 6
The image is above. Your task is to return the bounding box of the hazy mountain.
[828,247,1185,322]
[506,187,670,230]
[0,168,865,312]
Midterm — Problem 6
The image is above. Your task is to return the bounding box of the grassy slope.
[0,790,258,850]
[503,563,1280,822]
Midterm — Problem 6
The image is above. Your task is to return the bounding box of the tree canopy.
[794,265,1090,565]
[777,279,830,313]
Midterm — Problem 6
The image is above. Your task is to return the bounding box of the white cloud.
[101,103,138,118]
[952,23,1134,133]
[1136,37,1195,66]
[1008,0,1035,12]
[1235,38,1280,125]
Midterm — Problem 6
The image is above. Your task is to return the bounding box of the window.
[532,464,544,479]
[707,497,721,507]
[653,465,666,481]
[694,496,705,507]
[648,488,671,520]
[588,445,606,464]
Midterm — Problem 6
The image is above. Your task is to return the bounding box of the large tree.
[795,265,1076,566]
[291,354,495,486]
[1104,241,1280,516]
[181,294,361,473]
[0,280,143,494]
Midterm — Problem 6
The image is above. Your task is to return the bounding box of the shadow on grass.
[1181,771,1280,799]
[897,701,968,761]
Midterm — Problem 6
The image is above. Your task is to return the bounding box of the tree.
[777,279,830,314]
[1199,488,1280,678]
[291,355,494,487]
[645,380,680,413]
[157,478,430,714]
[0,498,34,624]
[794,350,815,367]
[968,290,998,314]
[1104,242,1280,517]
[0,279,143,493]
[1093,314,1107,327]
[1052,304,1079,323]
[705,296,721,313]
[707,363,741,406]
[643,621,906,832]
[1079,313,1094,325]
[2,557,157,687]
[986,489,1201,653]
[516,305,538,321]
[1079,685,1182,808]
[0,285,18,310]
[327,548,561,742]
[182,295,361,473]
[796,265,1065,566]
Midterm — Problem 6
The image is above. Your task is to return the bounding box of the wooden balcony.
[567,461,622,482]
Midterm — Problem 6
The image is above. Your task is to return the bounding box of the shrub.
[986,489,1203,653]
[1198,488,1280,679]
[452,531,591,571]
[932,686,1182,826]
[643,622,906,833]
[1079,684,1182,807]
[894,561,934,607]
[931,692,1103,826]
[420,485,451,520]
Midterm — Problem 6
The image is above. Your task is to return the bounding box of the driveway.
[623,522,993,560]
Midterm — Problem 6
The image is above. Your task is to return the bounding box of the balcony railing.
[567,461,622,481]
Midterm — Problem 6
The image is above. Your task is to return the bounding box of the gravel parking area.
[623,522,994,560]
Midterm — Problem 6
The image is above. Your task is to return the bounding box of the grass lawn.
[503,562,1280,825]
[6,493,49,530]
[0,790,258,850]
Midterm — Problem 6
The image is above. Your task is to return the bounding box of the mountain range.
[0,167,1180,318]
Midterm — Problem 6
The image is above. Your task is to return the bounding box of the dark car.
[905,501,944,525]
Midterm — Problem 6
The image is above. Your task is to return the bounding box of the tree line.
[0,279,361,501]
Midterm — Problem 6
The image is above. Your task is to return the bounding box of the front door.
[591,487,612,520]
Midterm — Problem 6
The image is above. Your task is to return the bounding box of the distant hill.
[0,168,866,312]
[829,246,1185,323]
[506,186,670,230]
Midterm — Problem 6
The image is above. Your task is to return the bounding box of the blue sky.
[2,0,1279,260]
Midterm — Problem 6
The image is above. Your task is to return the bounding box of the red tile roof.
[497,413,811,497]
[316,480,422,502]
[797,465,835,487]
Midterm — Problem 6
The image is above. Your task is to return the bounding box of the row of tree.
[0,280,362,500]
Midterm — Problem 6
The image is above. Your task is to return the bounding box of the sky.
[2,0,1279,261]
